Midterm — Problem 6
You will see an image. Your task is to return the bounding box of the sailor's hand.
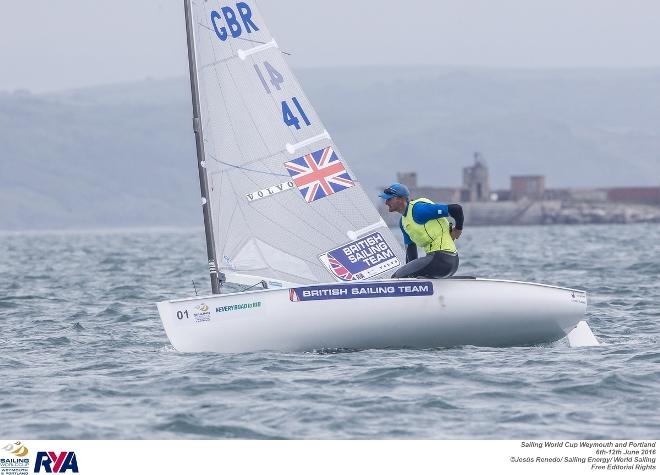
[451,228,462,240]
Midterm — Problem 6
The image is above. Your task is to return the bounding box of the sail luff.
[184,0,222,293]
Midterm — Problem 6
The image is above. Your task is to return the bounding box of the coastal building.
[388,154,494,207]
[606,187,660,204]
[510,175,545,201]
[379,157,660,226]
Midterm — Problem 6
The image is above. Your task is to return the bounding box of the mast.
[184,0,222,294]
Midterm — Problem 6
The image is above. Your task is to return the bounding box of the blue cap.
[379,183,410,200]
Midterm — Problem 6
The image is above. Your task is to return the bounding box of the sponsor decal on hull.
[570,291,587,305]
[289,281,433,302]
[216,301,262,313]
[193,303,212,322]
[176,301,263,323]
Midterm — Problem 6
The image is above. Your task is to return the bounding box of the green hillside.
[1,67,659,230]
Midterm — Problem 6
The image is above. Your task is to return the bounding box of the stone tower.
[462,153,490,202]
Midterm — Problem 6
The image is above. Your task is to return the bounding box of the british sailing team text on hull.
[298,282,431,299]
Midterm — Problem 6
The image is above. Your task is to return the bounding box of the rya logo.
[34,452,79,473]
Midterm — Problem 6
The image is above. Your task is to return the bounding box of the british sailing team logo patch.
[319,232,400,281]
[284,146,354,203]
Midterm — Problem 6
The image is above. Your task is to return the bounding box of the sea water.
[1,224,658,439]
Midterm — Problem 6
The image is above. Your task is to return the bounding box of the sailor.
[380,183,464,278]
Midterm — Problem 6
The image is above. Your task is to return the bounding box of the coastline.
[379,201,660,226]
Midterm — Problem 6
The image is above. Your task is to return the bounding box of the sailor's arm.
[405,243,418,263]
[448,203,464,240]
[412,202,464,239]
[399,219,418,263]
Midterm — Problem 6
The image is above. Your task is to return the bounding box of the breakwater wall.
[379,201,660,226]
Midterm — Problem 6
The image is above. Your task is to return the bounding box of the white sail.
[189,1,404,284]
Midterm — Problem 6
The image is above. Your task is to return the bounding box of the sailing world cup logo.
[2,441,28,458]
[1,441,30,475]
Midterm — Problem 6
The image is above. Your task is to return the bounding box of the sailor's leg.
[391,255,434,278]
[424,252,460,278]
[447,254,459,277]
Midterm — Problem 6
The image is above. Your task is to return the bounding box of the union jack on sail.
[284,147,354,203]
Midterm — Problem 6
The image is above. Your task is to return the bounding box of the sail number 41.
[282,97,311,130]
[253,61,312,130]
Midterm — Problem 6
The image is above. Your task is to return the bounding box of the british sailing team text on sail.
[342,234,394,264]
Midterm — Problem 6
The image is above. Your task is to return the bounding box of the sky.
[1,0,660,92]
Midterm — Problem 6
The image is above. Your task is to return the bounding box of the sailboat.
[157,0,598,353]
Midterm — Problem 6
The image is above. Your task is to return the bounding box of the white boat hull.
[157,278,589,353]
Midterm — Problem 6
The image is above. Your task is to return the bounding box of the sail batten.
[189,0,404,284]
